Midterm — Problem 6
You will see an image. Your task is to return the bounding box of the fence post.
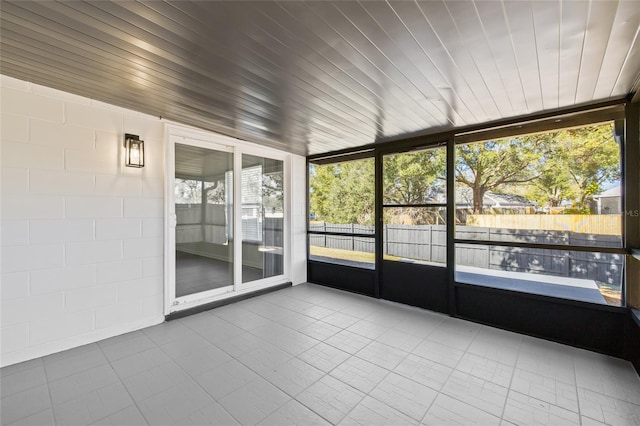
[485,244,490,269]
[323,222,326,247]
[352,223,355,251]
[429,225,433,262]
[384,225,388,256]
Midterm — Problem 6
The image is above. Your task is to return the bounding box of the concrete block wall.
[1,75,308,366]
[1,76,165,366]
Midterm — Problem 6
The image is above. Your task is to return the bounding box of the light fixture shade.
[124,133,144,168]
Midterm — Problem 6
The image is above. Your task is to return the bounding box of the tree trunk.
[473,186,484,214]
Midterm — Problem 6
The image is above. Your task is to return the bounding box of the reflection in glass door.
[241,154,284,283]
[174,143,234,298]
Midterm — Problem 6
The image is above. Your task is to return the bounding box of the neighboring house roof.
[594,185,620,199]
[480,191,536,207]
[427,187,536,207]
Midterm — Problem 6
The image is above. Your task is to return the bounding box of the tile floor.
[2,283,640,425]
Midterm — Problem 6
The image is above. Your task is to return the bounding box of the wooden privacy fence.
[310,223,623,285]
[466,214,621,236]
[309,223,375,253]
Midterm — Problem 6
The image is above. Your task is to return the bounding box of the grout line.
[572,350,583,422]
[167,310,285,423]
[498,331,523,422]
[1,360,51,423]
[415,324,516,423]
[69,344,149,424]
[41,358,57,425]
[209,287,373,424]
[93,340,153,426]
[100,329,242,425]
[8,283,630,425]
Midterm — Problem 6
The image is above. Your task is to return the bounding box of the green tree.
[558,124,620,209]
[383,148,446,224]
[528,165,575,207]
[309,159,375,225]
[525,123,619,210]
[383,149,446,204]
[455,137,542,213]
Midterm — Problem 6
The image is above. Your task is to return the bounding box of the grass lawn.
[309,246,403,263]
[595,282,622,306]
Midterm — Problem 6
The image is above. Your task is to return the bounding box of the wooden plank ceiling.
[1,1,639,156]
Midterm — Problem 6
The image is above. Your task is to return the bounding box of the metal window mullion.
[375,150,383,299]
[382,203,447,208]
[446,133,456,316]
[624,103,640,249]
[624,102,640,308]
[453,238,627,254]
[307,231,375,238]
[233,150,242,289]
[306,158,311,282]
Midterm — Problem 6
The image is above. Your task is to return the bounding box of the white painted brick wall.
[1,113,29,142]
[65,240,123,266]
[1,272,30,300]
[30,170,95,195]
[142,257,163,278]
[2,244,65,273]
[95,259,142,285]
[96,218,142,240]
[124,198,163,217]
[1,221,29,246]
[0,76,165,366]
[2,324,29,354]
[1,87,65,122]
[29,219,94,244]
[30,266,95,295]
[3,142,65,170]
[117,277,160,301]
[65,284,118,312]
[1,293,65,327]
[142,218,164,238]
[65,196,123,218]
[0,74,307,366]
[29,311,95,346]
[95,299,143,330]
[1,168,29,193]
[2,194,65,220]
[123,237,163,258]
[95,175,143,197]
[30,119,94,150]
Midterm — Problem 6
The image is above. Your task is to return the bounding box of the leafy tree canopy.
[455,137,542,213]
[309,123,620,224]
[383,149,446,205]
[309,159,375,225]
[456,122,620,212]
[543,123,620,209]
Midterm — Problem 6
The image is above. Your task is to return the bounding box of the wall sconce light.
[124,133,144,168]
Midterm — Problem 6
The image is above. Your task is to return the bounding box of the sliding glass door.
[174,143,235,299]
[241,154,285,284]
[166,133,289,313]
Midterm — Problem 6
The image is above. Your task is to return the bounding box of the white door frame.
[164,124,291,315]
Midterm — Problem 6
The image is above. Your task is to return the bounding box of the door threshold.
[165,281,292,321]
